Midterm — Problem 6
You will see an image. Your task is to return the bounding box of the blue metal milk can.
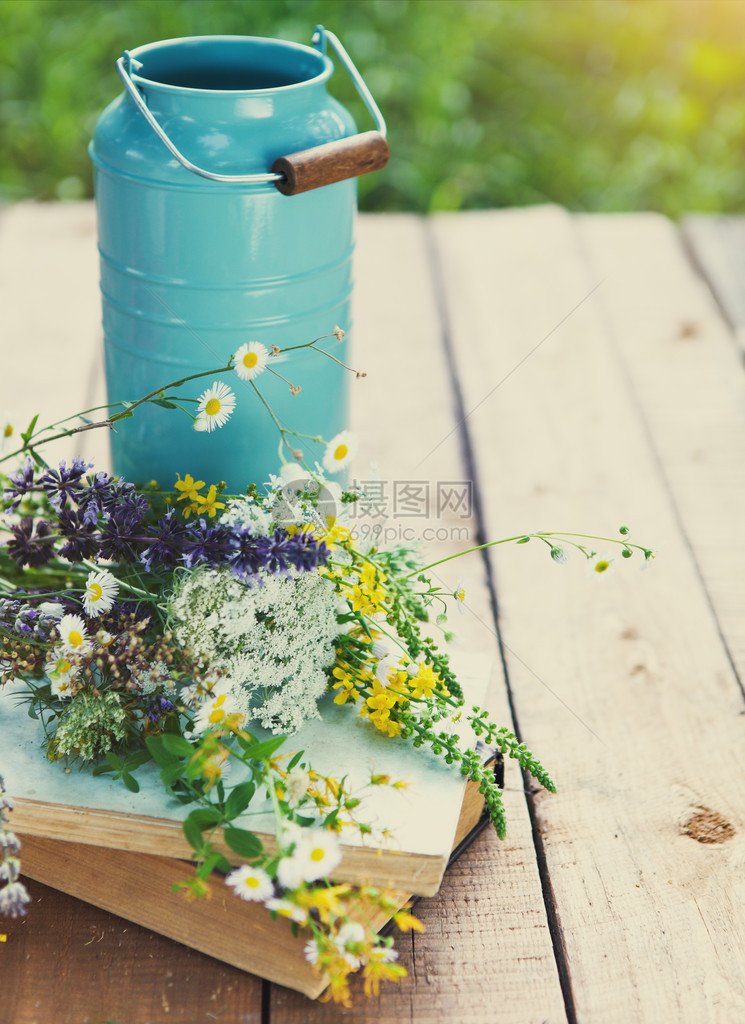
[89,27,388,493]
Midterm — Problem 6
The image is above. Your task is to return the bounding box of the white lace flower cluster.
[170,468,352,734]
[169,565,342,735]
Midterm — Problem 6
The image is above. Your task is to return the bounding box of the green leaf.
[125,749,152,770]
[516,536,530,544]
[287,751,304,771]
[182,817,205,852]
[91,764,115,777]
[20,413,39,443]
[105,752,123,770]
[197,850,232,878]
[160,734,194,758]
[122,773,140,793]
[151,398,179,409]
[186,807,223,831]
[145,735,178,767]
[225,781,255,820]
[159,763,186,787]
[223,827,263,859]
[234,731,259,752]
[241,735,286,762]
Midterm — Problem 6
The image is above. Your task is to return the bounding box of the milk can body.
[90,35,362,493]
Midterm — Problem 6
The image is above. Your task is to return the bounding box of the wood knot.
[677,320,701,340]
[681,807,736,844]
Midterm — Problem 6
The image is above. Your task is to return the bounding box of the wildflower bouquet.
[0,335,653,1002]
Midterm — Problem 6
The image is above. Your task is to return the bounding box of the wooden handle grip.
[272,131,390,196]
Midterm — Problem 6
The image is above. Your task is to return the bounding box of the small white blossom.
[195,380,236,431]
[265,897,309,924]
[225,864,274,902]
[234,341,269,381]
[550,546,568,565]
[192,680,244,735]
[335,921,366,967]
[276,829,342,889]
[304,937,321,965]
[284,767,311,808]
[370,945,399,963]
[83,569,119,617]
[57,614,89,655]
[322,431,357,474]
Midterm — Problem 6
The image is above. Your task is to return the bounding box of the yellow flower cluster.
[174,473,226,519]
[301,886,417,1006]
[346,561,387,616]
[359,678,406,737]
[332,651,448,738]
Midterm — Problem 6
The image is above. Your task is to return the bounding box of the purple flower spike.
[6,517,55,568]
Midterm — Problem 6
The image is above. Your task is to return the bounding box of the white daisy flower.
[57,614,89,655]
[335,921,366,967]
[284,767,311,809]
[321,431,357,474]
[1,413,17,451]
[51,676,74,699]
[83,569,119,617]
[277,829,342,889]
[195,381,236,432]
[192,680,243,734]
[590,557,614,576]
[225,864,274,902]
[234,342,269,381]
[304,938,321,965]
[277,821,305,853]
[47,653,78,699]
[265,897,309,924]
[370,945,399,963]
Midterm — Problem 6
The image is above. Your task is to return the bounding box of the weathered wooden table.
[2,203,744,1024]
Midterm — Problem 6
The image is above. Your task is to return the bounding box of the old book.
[3,655,492,897]
[17,756,499,999]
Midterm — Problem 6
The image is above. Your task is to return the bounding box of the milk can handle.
[116,25,389,194]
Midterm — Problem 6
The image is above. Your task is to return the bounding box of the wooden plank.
[682,215,745,346]
[0,879,264,1024]
[271,214,567,1022]
[432,206,745,1023]
[0,200,108,469]
[579,213,745,696]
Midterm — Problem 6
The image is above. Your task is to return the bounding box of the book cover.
[3,655,491,897]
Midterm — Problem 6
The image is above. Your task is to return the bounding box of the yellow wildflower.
[393,910,425,932]
[363,958,408,996]
[296,884,351,922]
[174,473,205,503]
[408,662,440,700]
[196,483,226,518]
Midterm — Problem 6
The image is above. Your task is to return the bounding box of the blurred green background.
[1,0,745,214]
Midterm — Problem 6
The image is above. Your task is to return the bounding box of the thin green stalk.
[1,363,232,466]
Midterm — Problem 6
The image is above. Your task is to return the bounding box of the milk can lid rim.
[128,34,333,97]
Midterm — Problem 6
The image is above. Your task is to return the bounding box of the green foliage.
[2,0,745,214]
